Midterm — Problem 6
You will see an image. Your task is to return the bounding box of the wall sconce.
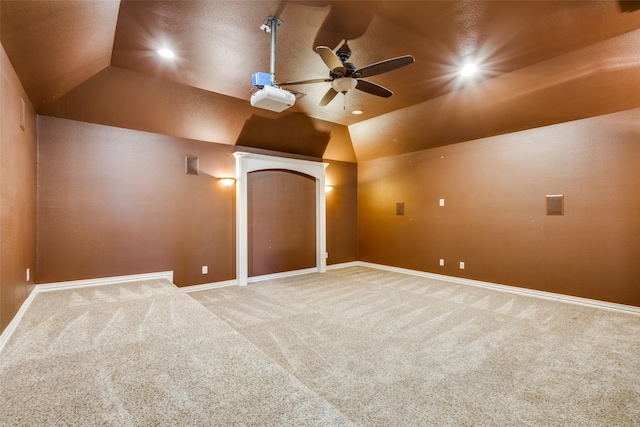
[219,178,236,187]
[325,185,334,193]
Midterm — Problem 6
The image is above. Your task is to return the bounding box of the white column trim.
[234,152,328,286]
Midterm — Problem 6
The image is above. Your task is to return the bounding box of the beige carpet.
[191,267,640,426]
[1,267,639,426]
[0,279,352,426]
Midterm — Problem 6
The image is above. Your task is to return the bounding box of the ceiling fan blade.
[356,55,415,79]
[319,88,338,106]
[316,46,346,76]
[356,79,393,98]
[278,78,330,86]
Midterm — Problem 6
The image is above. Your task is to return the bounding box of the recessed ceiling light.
[157,48,175,59]
[460,63,477,76]
[352,110,363,115]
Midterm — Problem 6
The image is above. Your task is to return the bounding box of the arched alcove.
[234,152,327,285]
[247,169,316,276]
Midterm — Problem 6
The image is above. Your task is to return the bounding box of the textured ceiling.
[2,0,640,161]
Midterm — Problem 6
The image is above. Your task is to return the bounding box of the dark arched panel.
[247,170,316,277]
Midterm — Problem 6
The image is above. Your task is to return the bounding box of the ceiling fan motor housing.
[330,62,357,79]
[336,42,352,62]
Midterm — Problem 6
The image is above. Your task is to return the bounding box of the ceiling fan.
[279,41,415,106]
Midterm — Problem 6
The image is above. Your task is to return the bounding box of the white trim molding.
[234,152,328,286]
[182,268,322,293]
[247,267,318,284]
[326,261,360,270]
[181,279,237,293]
[34,271,174,293]
[0,289,38,353]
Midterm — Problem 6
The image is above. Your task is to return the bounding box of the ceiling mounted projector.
[249,17,296,113]
[250,85,296,112]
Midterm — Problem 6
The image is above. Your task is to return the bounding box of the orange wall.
[325,160,358,265]
[358,108,640,307]
[36,116,359,286]
[37,116,237,286]
[0,43,37,331]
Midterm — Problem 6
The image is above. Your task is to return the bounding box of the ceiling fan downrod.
[264,16,282,87]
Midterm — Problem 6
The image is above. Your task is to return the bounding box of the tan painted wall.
[325,160,358,265]
[37,116,237,286]
[0,43,37,331]
[36,116,359,286]
[358,108,640,307]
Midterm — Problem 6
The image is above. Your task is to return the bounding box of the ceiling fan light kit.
[331,77,358,93]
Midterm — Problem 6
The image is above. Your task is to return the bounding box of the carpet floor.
[0,278,352,426]
[1,266,639,426]
[190,267,640,426]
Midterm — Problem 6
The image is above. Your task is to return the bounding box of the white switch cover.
[460,262,465,269]
[439,199,445,206]
[439,259,445,266]
[26,268,30,282]
[202,266,208,274]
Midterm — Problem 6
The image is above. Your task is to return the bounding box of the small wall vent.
[546,194,564,216]
[185,156,199,175]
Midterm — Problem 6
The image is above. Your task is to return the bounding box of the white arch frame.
[234,152,328,286]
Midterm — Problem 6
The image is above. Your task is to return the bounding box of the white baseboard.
[247,267,319,284]
[326,261,360,270]
[183,266,335,293]
[0,270,174,353]
[182,279,237,293]
[35,271,174,292]
[357,261,640,316]
[0,288,38,353]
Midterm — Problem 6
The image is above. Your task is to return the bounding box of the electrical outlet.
[439,259,445,266]
[325,252,329,259]
[439,199,445,206]
[202,266,208,274]
[460,262,465,269]
[26,268,30,282]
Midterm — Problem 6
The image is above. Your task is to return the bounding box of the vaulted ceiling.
[2,1,640,161]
